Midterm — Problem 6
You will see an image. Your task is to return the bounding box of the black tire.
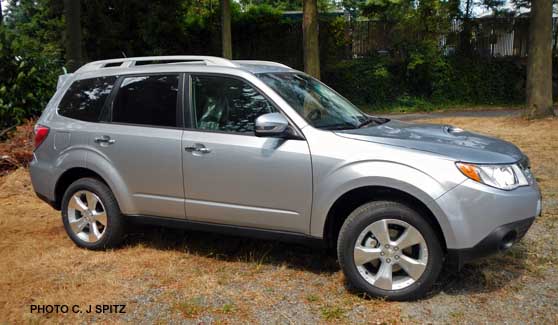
[61,177,125,250]
[337,201,443,301]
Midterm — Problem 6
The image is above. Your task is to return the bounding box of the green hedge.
[323,56,527,111]
[0,29,62,131]
[435,57,526,104]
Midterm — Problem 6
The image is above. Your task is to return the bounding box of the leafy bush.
[0,0,63,131]
[324,55,527,110]
[436,56,526,104]
[323,56,399,105]
[0,44,61,130]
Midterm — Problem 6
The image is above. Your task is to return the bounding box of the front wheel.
[337,201,443,300]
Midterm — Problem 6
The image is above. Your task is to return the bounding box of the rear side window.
[58,76,117,122]
[112,74,179,127]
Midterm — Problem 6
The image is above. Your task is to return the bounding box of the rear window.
[112,74,179,127]
[58,76,117,122]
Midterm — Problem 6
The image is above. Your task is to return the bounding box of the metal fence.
[351,17,558,58]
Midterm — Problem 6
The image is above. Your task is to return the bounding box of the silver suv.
[30,56,541,300]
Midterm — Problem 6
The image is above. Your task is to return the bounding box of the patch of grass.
[449,310,465,321]
[320,305,345,320]
[174,297,206,318]
[221,303,236,313]
[306,293,320,303]
[361,102,523,114]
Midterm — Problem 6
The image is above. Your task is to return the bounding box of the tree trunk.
[0,1,3,25]
[525,0,555,119]
[63,0,82,72]
[221,0,232,59]
[553,17,558,56]
[303,0,320,79]
[460,0,474,56]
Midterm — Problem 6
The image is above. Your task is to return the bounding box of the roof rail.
[234,60,292,69]
[75,56,238,73]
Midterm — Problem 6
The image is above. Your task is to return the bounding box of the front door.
[182,74,312,233]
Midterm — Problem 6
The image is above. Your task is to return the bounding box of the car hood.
[335,119,524,164]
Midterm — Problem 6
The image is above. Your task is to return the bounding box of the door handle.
[185,143,211,154]
[94,136,116,145]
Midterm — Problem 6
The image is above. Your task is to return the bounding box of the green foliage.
[435,56,526,104]
[324,55,527,110]
[323,56,398,105]
[237,3,283,22]
[239,0,337,11]
[0,0,63,130]
[0,0,542,129]
[325,0,526,111]
[239,0,301,11]
[81,0,189,58]
[328,16,349,48]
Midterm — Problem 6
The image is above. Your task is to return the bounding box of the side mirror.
[255,112,289,137]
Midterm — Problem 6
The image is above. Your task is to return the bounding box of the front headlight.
[456,162,529,190]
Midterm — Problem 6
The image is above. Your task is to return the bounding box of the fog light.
[500,231,517,251]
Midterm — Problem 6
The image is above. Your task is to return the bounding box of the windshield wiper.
[357,116,390,128]
[321,123,358,130]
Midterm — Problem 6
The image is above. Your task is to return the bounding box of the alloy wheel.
[353,218,428,291]
[67,190,107,243]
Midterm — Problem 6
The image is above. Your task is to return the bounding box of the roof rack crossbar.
[75,56,238,72]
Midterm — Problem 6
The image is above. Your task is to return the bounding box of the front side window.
[112,74,179,127]
[58,76,117,122]
[191,75,276,133]
[258,72,369,130]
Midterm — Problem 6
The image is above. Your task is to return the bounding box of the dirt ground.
[0,115,557,324]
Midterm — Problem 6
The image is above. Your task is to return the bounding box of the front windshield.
[258,72,369,130]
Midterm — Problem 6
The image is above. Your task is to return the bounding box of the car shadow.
[425,244,530,299]
[123,224,528,298]
[123,224,340,275]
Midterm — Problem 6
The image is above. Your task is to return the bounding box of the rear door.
[181,74,313,233]
[89,74,186,219]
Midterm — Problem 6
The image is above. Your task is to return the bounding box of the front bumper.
[446,217,535,270]
[434,178,541,250]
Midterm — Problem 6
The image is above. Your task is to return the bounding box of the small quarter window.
[58,76,117,122]
[112,75,179,127]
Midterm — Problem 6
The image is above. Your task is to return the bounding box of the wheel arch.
[322,185,449,253]
[54,167,112,210]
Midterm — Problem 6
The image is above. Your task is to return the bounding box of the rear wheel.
[61,178,125,250]
[337,201,443,300]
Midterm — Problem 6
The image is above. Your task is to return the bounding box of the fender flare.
[310,160,457,246]
[83,149,136,215]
